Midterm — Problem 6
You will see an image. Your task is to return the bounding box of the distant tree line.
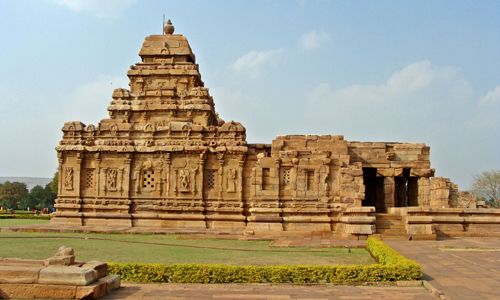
[0,172,58,210]
[471,170,500,208]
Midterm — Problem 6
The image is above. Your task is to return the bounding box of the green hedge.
[107,238,421,283]
[14,211,36,215]
[13,215,51,220]
[0,214,51,220]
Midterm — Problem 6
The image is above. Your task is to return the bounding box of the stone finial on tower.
[164,19,175,35]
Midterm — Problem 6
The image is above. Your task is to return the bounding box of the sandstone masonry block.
[38,266,97,286]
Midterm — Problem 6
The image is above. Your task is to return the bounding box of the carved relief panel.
[64,167,73,190]
[227,169,237,193]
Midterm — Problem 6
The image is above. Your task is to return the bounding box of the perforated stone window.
[143,170,155,189]
[85,169,94,189]
[282,168,291,186]
[207,170,217,190]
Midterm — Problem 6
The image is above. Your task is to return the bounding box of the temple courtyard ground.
[2,224,500,299]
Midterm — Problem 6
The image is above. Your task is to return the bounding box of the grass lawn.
[0,230,375,266]
[0,219,50,226]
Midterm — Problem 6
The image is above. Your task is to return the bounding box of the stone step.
[379,234,411,241]
[374,214,403,221]
[375,220,405,226]
[376,228,407,235]
[376,224,406,230]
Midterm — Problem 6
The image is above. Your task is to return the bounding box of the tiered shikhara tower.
[53,21,476,237]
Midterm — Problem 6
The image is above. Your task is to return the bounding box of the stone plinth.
[0,246,120,299]
[339,206,376,240]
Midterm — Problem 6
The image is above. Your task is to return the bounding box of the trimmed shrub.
[107,238,421,284]
[13,214,52,220]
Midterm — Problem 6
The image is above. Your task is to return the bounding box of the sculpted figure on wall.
[180,169,190,192]
[64,167,73,190]
[132,167,141,193]
[107,169,118,191]
[227,169,236,193]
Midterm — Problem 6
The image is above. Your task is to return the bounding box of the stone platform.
[0,247,120,299]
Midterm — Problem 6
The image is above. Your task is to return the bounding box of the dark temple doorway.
[362,168,385,212]
[395,168,419,207]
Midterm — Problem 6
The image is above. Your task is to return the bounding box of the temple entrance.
[395,168,419,207]
[362,168,384,212]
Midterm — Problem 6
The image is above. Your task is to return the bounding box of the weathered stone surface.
[75,279,107,299]
[81,261,107,280]
[45,246,76,266]
[99,275,121,293]
[0,266,42,284]
[39,266,96,286]
[50,20,477,236]
[0,283,77,299]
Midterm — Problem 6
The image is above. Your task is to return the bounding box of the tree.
[0,181,29,209]
[18,184,56,210]
[471,170,500,208]
[42,183,57,208]
[48,171,58,195]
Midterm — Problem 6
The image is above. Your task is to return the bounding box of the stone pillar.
[124,154,131,199]
[198,153,205,198]
[156,164,162,196]
[274,158,281,199]
[95,153,101,197]
[75,153,83,198]
[384,177,396,210]
[217,153,224,200]
[102,167,108,196]
[57,152,63,196]
[118,168,124,197]
[165,153,171,198]
[237,156,245,201]
[291,157,298,198]
[430,177,450,208]
[418,177,430,206]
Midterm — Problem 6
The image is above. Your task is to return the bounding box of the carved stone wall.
[51,21,474,236]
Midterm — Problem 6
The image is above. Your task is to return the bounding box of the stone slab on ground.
[98,282,437,300]
[38,265,96,286]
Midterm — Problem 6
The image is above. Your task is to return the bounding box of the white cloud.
[471,85,500,129]
[479,86,500,106]
[64,75,129,126]
[49,0,136,18]
[305,60,477,140]
[231,48,284,79]
[299,30,330,50]
[307,61,472,112]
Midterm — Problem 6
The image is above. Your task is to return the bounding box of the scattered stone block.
[39,266,97,286]
[0,266,42,284]
[45,246,75,266]
[81,261,107,280]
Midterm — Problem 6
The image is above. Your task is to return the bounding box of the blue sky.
[0,0,499,190]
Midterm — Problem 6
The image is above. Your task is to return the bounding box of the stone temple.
[53,21,498,239]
